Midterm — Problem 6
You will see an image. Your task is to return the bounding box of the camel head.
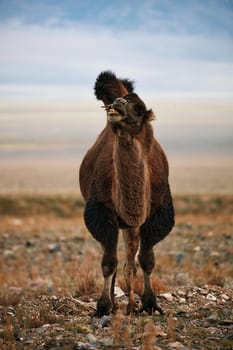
[106,93,147,123]
[94,71,155,137]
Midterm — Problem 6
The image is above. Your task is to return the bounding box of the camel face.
[106,97,128,123]
[107,93,146,135]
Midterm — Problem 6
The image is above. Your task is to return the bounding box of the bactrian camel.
[79,71,175,317]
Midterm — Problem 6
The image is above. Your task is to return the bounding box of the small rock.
[177,290,186,297]
[3,250,15,258]
[210,251,220,257]
[154,326,167,337]
[100,337,114,347]
[12,244,21,253]
[100,315,112,328]
[93,315,112,328]
[42,324,52,329]
[11,218,22,226]
[207,311,219,323]
[179,297,186,304]
[176,305,190,315]
[159,293,173,302]
[88,301,97,310]
[206,293,217,301]
[114,286,125,298]
[193,246,201,252]
[54,326,65,332]
[87,334,97,343]
[209,285,220,292]
[74,342,96,350]
[222,294,230,301]
[48,243,61,253]
[186,290,194,298]
[6,311,15,317]
[207,327,220,336]
[168,341,187,349]
[199,288,209,295]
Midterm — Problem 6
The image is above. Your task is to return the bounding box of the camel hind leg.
[122,227,140,315]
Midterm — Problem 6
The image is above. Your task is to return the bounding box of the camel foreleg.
[96,247,118,317]
[84,200,119,317]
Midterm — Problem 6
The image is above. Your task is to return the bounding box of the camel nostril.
[114,97,127,105]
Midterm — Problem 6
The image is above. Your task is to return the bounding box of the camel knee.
[102,254,118,277]
[139,249,155,274]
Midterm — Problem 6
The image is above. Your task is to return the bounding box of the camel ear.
[94,71,128,105]
[120,78,134,93]
[145,109,156,121]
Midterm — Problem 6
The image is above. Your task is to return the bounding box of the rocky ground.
[0,194,232,350]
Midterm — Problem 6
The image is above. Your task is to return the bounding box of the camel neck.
[112,130,151,227]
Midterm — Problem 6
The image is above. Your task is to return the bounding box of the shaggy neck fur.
[112,125,151,227]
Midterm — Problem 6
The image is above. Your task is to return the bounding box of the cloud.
[0,0,232,100]
[1,0,232,35]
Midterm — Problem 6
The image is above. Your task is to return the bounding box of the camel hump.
[94,70,134,105]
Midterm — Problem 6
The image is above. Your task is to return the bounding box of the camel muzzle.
[106,97,128,123]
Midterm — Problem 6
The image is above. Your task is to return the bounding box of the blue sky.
[0,0,233,102]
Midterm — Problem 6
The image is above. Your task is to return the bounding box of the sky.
[0,0,233,166]
[0,0,233,105]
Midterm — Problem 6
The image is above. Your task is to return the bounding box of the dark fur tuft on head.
[119,78,134,93]
[94,70,132,105]
[94,71,117,102]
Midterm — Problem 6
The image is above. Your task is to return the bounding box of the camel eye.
[134,104,145,116]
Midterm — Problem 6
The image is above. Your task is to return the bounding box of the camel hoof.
[95,296,113,318]
[140,303,164,315]
[140,293,164,315]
